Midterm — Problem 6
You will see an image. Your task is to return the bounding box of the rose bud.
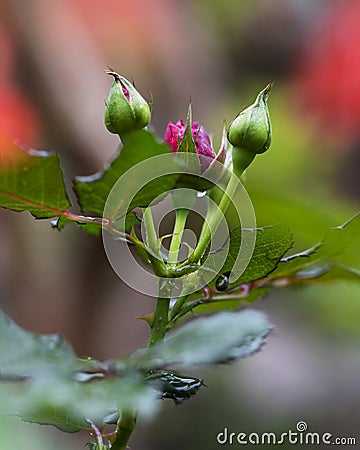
[164,118,216,171]
[104,69,151,136]
[164,105,228,192]
[228,83,273,176]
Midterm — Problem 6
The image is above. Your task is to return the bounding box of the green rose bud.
[104,69,151,136]
[228,83,272,153]
[228,83,273,177]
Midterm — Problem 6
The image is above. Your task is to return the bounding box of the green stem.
[232,146,256,179]
[109,246,173,450]
[167,208,189,266]
[110,280,173,448]
[147,281,173,347]
[143,207,161,259]
[169,293,188,321]
[110,410,136,450]
[143,207,169,276]
[187,173,240,264]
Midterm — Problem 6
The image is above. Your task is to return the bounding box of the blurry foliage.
[0,417,77,450]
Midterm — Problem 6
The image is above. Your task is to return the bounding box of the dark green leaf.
[126,309,272,368]
[74,130,180,220]
[0,144,70,218]
[205,224,293,290]
[233,225,293,286]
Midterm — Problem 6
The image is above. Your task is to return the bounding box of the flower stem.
[143,206,161,258]
[109,271,173,449]
[109,283,173,448]
[187,173,239,264]
[147,280,173,347]
[169,293,188,321]
[231,146,256,179]
[110,410,136,450]
[143,206,169,276]
[167,208,189,266]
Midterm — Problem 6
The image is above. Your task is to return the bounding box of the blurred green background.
[0,0,359,448]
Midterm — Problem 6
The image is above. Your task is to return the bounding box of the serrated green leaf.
[232,225,293,286]
[21,405,89,433]
[74,130,180,218]
[205,224,293,290]
[0,144,70,218]
[126,309,272,368]
[0,310,76,378]
[267,213,360,283]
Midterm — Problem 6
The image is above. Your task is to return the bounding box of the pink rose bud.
[164,120,216,170]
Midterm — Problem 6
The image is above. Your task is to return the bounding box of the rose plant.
[0,69,359,449]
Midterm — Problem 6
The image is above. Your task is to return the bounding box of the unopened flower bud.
[164,120,216,162]
[164,105,216,173]
[228,83,272,154]
[164,105,224,191]
[104,69,151,136]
